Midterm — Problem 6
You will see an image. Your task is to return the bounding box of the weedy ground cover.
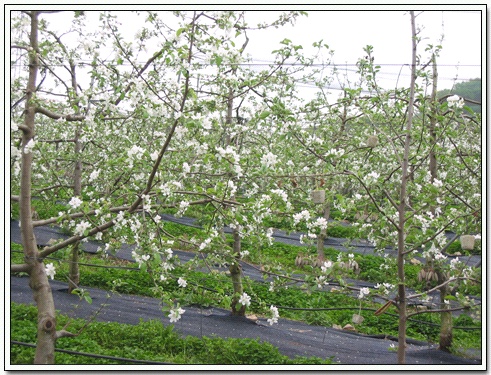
[10,303,333,365]
[11,234,481,358]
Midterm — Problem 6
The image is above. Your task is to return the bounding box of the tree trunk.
[20,11,58,364]
[67,55,82,292]
[429,53,438,185]
[224,79,246,316]
[439,302,453,351]
[438,272,453,351]
[68,122,82,293]
[230,227,246,316]
[68,241,80,293]
[316,205,330,265]
[30,263,57,364]
[396,11,418,364]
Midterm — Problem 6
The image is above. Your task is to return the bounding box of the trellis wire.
[10,249,480,331]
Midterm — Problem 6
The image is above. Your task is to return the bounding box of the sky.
[9,6,484,102]
[244,9,483,94]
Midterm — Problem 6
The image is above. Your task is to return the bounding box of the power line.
[10,341,173,364]
[10,62,481,68]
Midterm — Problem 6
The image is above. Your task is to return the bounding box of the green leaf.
[187,88,197,100]
[214,55,223,67]
[176,27,186,37]
[259,111,271,120]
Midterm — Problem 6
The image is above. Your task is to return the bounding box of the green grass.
[11,200,68,221]
[10,303,333,365]
[10,213,482,362]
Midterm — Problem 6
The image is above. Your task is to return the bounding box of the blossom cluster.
[260,151,278,169]
[267,305,280,325]
[168,306,185,323]
[374,282,394,296]
[68,196,83,210]
[358,287,370,299]
[45,263,56,280]
[447,95,465,109]
[238,292,251,307]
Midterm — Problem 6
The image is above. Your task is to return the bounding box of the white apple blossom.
[293,210,310,225]
[161,261,174,272]
[176,201,190,217]
[127,145,144,159]
[141,194,151,211]
[450,257,460,269]
[168,306,185,323]
[447,95,465,109]
[374,282,394,295]
[365,171,380,181]
[199,237,212,251]
[238,292,251,307]
[74,221,91,236]
[150,151,159,161]
[202,118,213,130]
[228,180,237,196]
[325,148,345,157]
[162,248,173,259]
[45,263,56,280]
[177,277,187,288]
[432,178,443,188]
[310,217,328,231]
[267,305,280,325]
[68,196,83,209]
[23,139,36,154]
[265,227,274,245]
[321,261,333,272]
[182,162,191,175]
[216,145,240,164]
[89,169,100,182]
[358,287,370,299]
[260,151,278,168]
[434,252,447,261]
[316,275,329,289]
[11,146,21,159]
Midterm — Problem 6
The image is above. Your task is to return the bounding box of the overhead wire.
[11,246,482,333]
[10,341,173,364]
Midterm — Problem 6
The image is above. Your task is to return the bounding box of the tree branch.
[343,169,399,230]
[11,263,31,273]
[54,330,77,339]
[34,106,85,121]
[406,305,474,319]
[406,276,458,300]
